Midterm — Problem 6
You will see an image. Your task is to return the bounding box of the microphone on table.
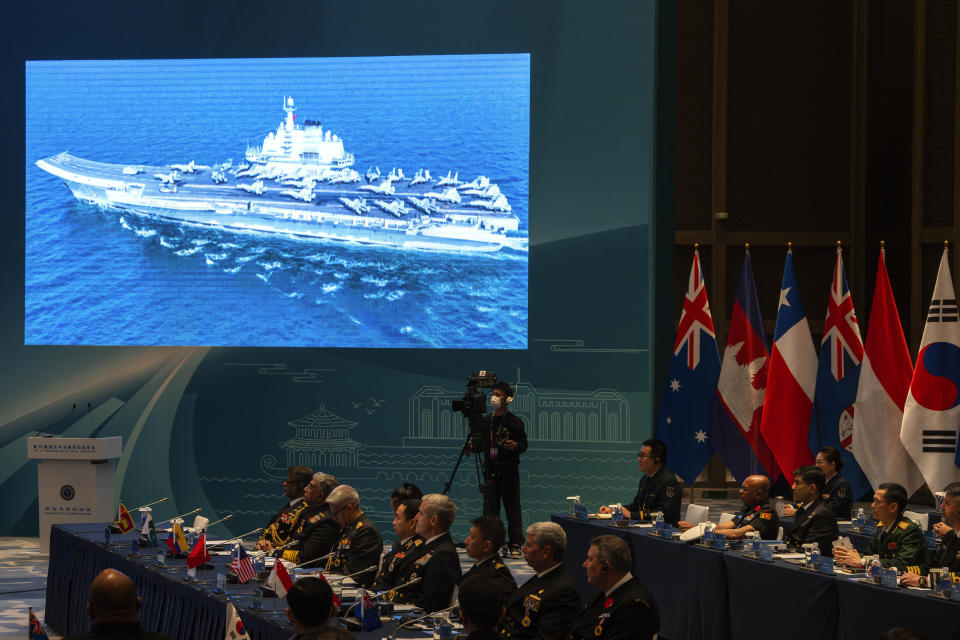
[206,527,263,547]
[342,576,423,618]
[325,565,379,583]
[390,604,457,640]
[292,551,335,569]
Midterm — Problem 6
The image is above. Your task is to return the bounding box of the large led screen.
[26,55,529,348]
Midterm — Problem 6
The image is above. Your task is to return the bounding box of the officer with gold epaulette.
[256,465,313,551]
[272,472,341,564]
[566,535,658,640]
[834,482,930,574]
[902,482,960,587]
[388,494,461,612]
[372,497,423,592]
[325,485,383,588]
[461,515,518,603]
[499,522,580,640]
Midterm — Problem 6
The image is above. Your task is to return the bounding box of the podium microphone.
[390,604,457,640]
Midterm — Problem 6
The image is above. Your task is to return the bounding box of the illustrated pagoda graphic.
[260,405,363,477]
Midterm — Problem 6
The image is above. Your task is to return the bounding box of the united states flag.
[231,544,257,583]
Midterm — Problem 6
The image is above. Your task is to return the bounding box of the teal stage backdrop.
[0,0,674,543]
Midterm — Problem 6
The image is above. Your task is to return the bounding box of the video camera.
[451,370,497,420]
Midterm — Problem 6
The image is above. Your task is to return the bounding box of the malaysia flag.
[712,249,778,483]
[759,248,818,480]
[901,245,960,492]
[852,247,924,494]
[655,248,720,483]
[809,246,871,500]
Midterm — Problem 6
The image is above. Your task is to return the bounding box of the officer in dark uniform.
[476,381,528,554]
[567,535,658,640]
[256,465,313,551]
[460,516,518,603]
[372,498,423,592]
[276,472,341,564]
[389,494,461,612]
[902,482,960,587]
[816,446,853,520]
[785,466,839,555]
[499,522,581,640]
[713,474,779,540]
[834,482,930,574]
[324,485,383,588]
[600,439,681,525]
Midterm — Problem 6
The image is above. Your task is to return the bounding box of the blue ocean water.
[25,55,529,348]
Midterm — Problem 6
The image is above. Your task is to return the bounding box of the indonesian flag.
[187,533,210,569]
[901,246,960,492]
[265,558,294,598]
[759,248,818,479]
[113,503,135,534]
[224,602,249,640]
[852,248,924,494]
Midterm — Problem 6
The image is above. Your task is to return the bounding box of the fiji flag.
[712,249,779,483]
[809,246,871,500]
[759,247,818,480]
[656,248,720,483]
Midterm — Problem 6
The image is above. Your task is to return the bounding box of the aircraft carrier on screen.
[36,97,525,253]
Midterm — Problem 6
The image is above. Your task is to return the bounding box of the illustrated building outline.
[278,405,363,469]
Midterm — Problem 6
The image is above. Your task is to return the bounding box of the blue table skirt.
[552,515,959,640]
[46,524,400,640]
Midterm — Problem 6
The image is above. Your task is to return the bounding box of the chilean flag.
[655,248,720,483]
[901,246,960,492]
[759,248,817,479]
[809,246,871,500]
[852,247,924,494]
[712,250,778,483]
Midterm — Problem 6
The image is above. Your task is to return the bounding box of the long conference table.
[552,515,960,640]
[45,524,429,640]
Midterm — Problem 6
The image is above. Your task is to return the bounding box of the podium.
[27,437,123,551]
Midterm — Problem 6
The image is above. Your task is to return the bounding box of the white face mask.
[490,395,503,409]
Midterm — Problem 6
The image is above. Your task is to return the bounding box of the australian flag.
[712,250,778,483]
[656,248,720,483]
[809,247,871,500]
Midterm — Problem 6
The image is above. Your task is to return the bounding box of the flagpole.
[155,508,201,527]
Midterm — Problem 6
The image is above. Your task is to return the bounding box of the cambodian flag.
[655,248,720,483]
[809,246,871,500]
[712,249,778,483]
[759,248,818,480]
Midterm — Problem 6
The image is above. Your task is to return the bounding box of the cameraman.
[478,381,527,556]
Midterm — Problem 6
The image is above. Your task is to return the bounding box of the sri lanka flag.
[809,246,871,500]
[113,503,135,534]
[166,520,188,555]
[655,248,720,483]
[759,247,817,479]
[901,245,960,492]
[713,249,778,482]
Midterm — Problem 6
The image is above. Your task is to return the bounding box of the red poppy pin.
[604,597,614,609]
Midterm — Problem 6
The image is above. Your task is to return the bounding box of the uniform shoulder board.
[898,521,909,530]
[822,493,831,499]
[356,521,364,529]
[414,539,423,546]
[495,562,505,570]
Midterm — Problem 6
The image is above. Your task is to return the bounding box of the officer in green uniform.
[325,484,383,588]
[833,482,929,573]
[256,465,313,551]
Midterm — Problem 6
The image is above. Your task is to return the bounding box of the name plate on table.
[658,525,674,538]
[818,557,834,575]
[703,530,714,545]
[862,521,877,536]
[713,534,726,550]
[880,568,898,589]
[758,544,774,562]
[574,504,588,521]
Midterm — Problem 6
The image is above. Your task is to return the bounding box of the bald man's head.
[739,475,771,506]
[87,569,141,623]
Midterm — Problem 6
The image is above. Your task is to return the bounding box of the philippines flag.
[852,248,924,494]
[655,248,720,483]
[901,245,960,492]
[809,246,871,499]
[712,249,778,483]
[231,544,257,584]
[759,248,818,479]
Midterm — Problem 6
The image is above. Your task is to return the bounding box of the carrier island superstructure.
[36,97,525,253]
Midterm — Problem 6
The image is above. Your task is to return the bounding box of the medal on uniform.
[521,616,531,628]
[594,625,603,636]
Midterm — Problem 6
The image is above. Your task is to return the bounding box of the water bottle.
[612,503,622,523]
[654,512,665,536]
[870,558,882,580]
[855,507,865,530]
